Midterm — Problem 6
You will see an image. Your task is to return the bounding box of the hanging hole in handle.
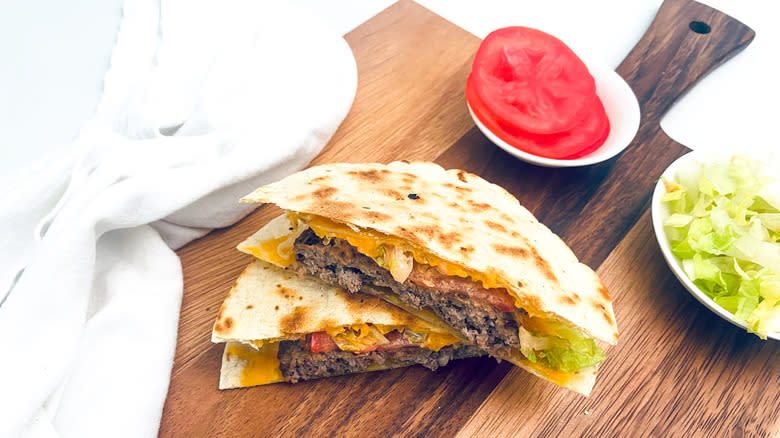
[689,21,711,34]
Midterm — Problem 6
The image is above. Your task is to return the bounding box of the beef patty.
[288,229,521,358]
[277,340,483,383]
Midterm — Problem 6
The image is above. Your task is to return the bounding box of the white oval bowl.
[468,62,640,168]
[651,149,780,340]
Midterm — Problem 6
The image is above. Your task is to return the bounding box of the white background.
[1,0,778,178]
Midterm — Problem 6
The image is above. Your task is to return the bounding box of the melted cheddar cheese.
[244,234,296,267]
[422,332,461,351]
[227,342,285,386]
[242,216,305,267]
[325,323,460,352]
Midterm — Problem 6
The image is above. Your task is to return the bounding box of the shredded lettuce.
[661,155,780,338]
[403,328,426,344]
[382,245,414,283]
[518,325,605,373]
[327,324,391,352]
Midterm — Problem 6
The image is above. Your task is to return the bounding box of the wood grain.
[160,1,778,437]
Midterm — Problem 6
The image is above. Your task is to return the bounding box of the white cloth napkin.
[0,0,357,436]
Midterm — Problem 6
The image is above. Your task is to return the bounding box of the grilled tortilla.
[212,259,482,389]
[239,161,619,395]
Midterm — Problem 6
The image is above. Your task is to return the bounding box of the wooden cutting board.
[159,1,778,436]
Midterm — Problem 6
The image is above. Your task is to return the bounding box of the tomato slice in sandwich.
[310,331,338,353]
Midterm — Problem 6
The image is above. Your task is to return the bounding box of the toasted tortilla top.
[212,259,439,343]
[241,161,619,344]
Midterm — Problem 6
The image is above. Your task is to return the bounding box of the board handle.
[616,0,755,133]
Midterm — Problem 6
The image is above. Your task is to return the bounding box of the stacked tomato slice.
[466,27,610,159]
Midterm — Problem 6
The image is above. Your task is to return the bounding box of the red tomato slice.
[310,331,338,353]
[467,62,610,159]
[469,27,597,135]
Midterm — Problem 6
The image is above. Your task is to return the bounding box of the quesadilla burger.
[239,161,619,395]
[212,258,483,389]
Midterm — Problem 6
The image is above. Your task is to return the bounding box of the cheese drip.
[242,215,306,267]
[423,332,462,351]
[226,342,285,386]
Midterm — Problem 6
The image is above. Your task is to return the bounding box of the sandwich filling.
[244,213,605,383]
[223,323,478,386]
[290,229,522,356]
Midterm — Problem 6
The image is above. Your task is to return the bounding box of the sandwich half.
[212,259,483,389]
[239,161,619,395]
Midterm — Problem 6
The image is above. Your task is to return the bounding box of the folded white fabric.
[0,0,357,436]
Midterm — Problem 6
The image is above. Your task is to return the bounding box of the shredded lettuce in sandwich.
[381,245,414,283]
[661,155,780,339]
[518,324,605,372]
[326,324,392,352]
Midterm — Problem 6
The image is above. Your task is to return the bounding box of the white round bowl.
[651,150,779,340]
[467,62,640,168]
